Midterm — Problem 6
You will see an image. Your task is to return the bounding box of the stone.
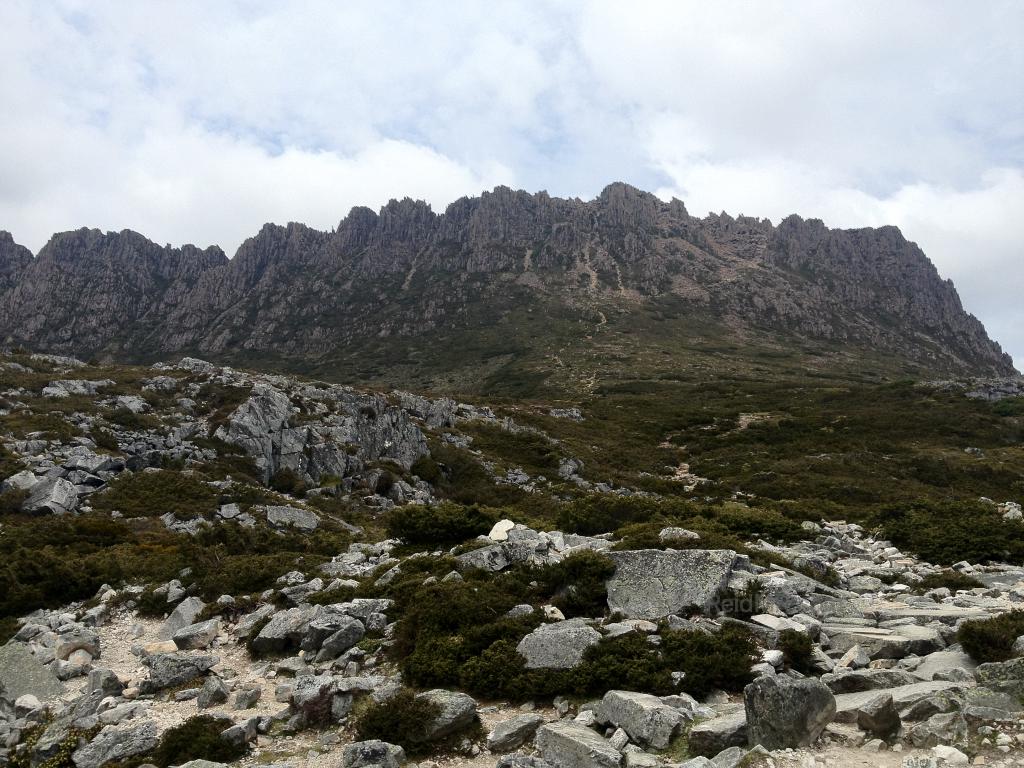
[600,690,685,749]
[821,668,919,693]
[139,653,218,694]
[70,720,159,768]
[535,721,622,768]
[313,616,365,662]
[234,686,262,709]
[487,713,546,752]
[341,739,406,768]
[266,505,320,531]
[489,519,516,542]
[913,650,976,681]
[197,675,229,709]
[23,477,78,515]
[290,675,337,725]
[905,711,967,748]
[157,596,206,640]
[855,692,900,740]
[687,712,748,757]
[87,668,124,697]
[455,543,510,572]
[0,641,65,702]
[606,549,738,619]
[744,676,836,749]
[172,619,221,650]
[932,745,969,765]
[516,620,602,669]
[974,657,1024,697]
[416,689,477,740]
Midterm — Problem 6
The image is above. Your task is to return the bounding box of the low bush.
[147,715,248,767]
[533,550,616,618]
[385,502,497,546]
[91,470,219,520]
[875,501,1024,565]
[353,688,447,755]
[915,570,985,594]
[777,628,815,673]
[957,611,1024,663]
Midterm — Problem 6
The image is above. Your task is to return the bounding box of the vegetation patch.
[958,610,1024,663]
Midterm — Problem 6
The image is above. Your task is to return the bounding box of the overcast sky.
[1,1,1021,364]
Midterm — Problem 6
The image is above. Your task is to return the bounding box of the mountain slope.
[0,183,1013,393]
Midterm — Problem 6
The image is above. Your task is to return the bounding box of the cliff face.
[0,184,1014,379]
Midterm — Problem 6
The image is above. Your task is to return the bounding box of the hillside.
[0,184,1014,396]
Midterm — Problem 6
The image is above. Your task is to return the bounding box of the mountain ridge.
[0,182,1015,392]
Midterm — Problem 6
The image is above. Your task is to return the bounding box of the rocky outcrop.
[605,549,740,619]
[0,184,1013,381]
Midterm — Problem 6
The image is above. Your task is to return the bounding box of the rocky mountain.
[0,183,1014,392]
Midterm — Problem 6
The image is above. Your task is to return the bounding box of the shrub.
[957,611,1024,663]
[660,624,757,697]
[0,488,28,515]
[777,629,815,673]
[875,501,1024,565]
[91,470,219,520]
[534,550,616,618]
[353,688,446,755]
[915,570,985,594]
[269,467,307,497]
[90,428,120,452]
[148,715,248,767]
[385,502,497,546]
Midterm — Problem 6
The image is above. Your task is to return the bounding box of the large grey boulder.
[0,641,66,703]
[516,619,601,670]
[313,616,365,661]
[606,550,738,619]
[744,676,836,749]
[197,675,229,709]
[71,720,158,768]
[820,668,919,693]
[455,543,510,572]
[139,652,218,694]
[342,739,406,767]
[1,469,41,494]
[290,674,338,725]
[535,721,623,768]
[23,477,78,515]
[266,505,320,532]
[914,650,976,681]
[487,713,546,752]
[599,690,685,749]
[855,692,900,740]
[173,618,221,650]
[975,657,1024,697]
[687,712,748,756]
[157,596,206,640]
[249,605,318,655]
[416,689,478,740]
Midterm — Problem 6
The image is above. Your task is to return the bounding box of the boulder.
[197,675,229,709]
[600,690,685,749]
[23,477,78,515]
[488,713,546,752]
[975,657,1024,697]
[266,504,320,532]
[234,687,262,710]
[744,676,836,749]
[157,596,206,640]
[685,712,748,757]
[342,739,406,768]
[290,674,337,725]
[70,720,158,768]
[606,549,738,619]
[535,721,623,768]
[314,616,366,661]
[173,619,221,650]
[0,641,65,702]
[855,692,900,740]
[455,543,510,572]
[516,620,601,669]
[416,689,478,740]
[139,653,218,694]
[820,668,919,693]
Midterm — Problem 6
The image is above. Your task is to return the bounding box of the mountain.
[0,183,1014,393]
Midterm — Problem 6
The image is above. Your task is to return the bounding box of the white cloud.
[0,0,1020,363]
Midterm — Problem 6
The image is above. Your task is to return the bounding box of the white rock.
[488,519,516,542]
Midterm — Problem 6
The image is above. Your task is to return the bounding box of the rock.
[687,712,748,756]
[535,721,623,768]
[487,713,545,752]
[234,687,262,710]
[821,668,919,693]
[157,596,206,640]
[974,657,1024,697]
[290,674,337,725]
[173,619,221,650]
[855,692,900,740]
[313,616,365,662]
[248,605,317,655]
[516,620,601,669]
[341,739,407,768]
[87,668,124,697]
[906,711,967,748]
[489,519,516,541]
[23,477,78,515]
[455,543,510,572]
[70,720,158,768]
[913,650,976,681]
[416,689,477,740]
[600,690,685,749]
[139,653,218,694]
[496,756,556,768]
[932,745,969,765]
[266,505,320,531]
[606,549,738,619]
[1,469,41,494]
[197,675,229,709]
[744,676,836,749]
[0,640,65,702]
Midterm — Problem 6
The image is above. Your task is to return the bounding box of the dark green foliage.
[659,624,757,697]
[385,502,497,546]
[90,428,120,452]
[0,488,28,515]
[269,467,307,497]
[957,611,1024,663]
[424,443,533,507]
[91,470,219,520]
[915,570,985,594]
[558,495,665,535]
[534,551,616,618]
[777,629,815,673]
[105,407,161,431]
[993,397,1024,418]
[353,689,448,755]
[461,422,561,474]
[875,501,1024,565]
[147,715,248,767]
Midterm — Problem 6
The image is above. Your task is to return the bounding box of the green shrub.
[875,501,1024,565]
[915,570,985,594]
[90,428,120,452]
[0,488,28,515]
[353,688,447,755]
[91,470,219,520]
[534,551,616,618]
[269,467,307,497]
[385,502,497,546]
[659,624,757,698]
[957,611,1024,663]
[148,715,248,767]
[777,629,815,673]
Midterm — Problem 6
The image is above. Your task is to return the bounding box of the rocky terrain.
[1,352,1024,768]
[0,184,1014,394]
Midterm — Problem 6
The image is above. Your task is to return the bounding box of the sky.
[0,1,1021,364]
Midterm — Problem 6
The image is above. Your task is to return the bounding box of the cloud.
[0,0,1020,362]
